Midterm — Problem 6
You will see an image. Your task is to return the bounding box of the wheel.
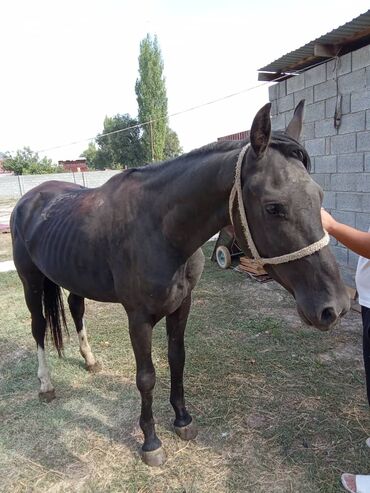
[216,246,231,269]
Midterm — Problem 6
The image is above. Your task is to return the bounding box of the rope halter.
[229,144,330,266]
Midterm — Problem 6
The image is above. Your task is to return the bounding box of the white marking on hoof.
[37,346,54,394]
[78,322,96,367]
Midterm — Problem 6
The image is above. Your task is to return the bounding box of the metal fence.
[0,170,122,199]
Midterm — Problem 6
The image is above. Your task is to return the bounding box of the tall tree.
[135,34,168,163]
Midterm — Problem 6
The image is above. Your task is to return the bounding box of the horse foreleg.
[68,293,100,372]
[128,312,166,467]
[166,294,198,441]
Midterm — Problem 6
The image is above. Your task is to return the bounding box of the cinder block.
[336,192,363,211]
[312,173,331,190]
[305,64,326,87]
[304,138,326,156]
[360,174,370,192]
[352,45,370,71]
[315,118,337,137]
[365,153,370,171]
[284,110,294,127]
[326,52,352,79]
[357,131,370,152]
[331,245,349,265]
[314,79,337,102]
[268,84,278,101]
[304,101,325,122]
[271,113,285,131]
[322,191,336,208]
[271,99,278,116]
[333,209,356,227]
[348,250,360,269]
[315,155,337,173]
[301,122,315,140]
[330,134,356,154]
[331,173,362,191]
[278,94,294,112]
[278,80,287,98]
[293,87,314,106]
[366,110,370,130]
[341,266,356,287]
[351,90,370,112]
[309,156,315,173]
[338,111,366,134]
[338,69,366,94]
[356,212,370,231]
[287,73,305,94]
[367,67,370,89]
[361,193,370,212]
[337,153,364,173]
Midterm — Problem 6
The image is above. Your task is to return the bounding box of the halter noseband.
[229,144,330,266]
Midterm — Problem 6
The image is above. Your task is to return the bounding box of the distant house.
[58,158,89,172]
[218,130,250,142]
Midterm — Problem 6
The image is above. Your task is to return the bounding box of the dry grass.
[0,233,12,261]
[0,244,369,492]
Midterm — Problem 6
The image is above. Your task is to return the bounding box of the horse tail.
[43,277,69,357]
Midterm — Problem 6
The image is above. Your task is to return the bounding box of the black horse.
[11,101,349,466]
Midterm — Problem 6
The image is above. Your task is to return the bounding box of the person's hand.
[321,208,337,234]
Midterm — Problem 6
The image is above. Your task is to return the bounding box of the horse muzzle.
[297,298,350,331]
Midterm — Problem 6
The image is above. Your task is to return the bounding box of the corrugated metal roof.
[258,10,370,76]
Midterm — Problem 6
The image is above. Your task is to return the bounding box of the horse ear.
[250,103,271,158]
[285,99,305,140]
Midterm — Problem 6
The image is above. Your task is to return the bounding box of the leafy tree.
[3,147,60,175]
[82,114,143,170]
[163,128,183,160]
[135,34,168,163]
[96,114,143,168]
[81,142,98,168]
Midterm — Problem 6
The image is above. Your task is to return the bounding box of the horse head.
[232,100,350,331]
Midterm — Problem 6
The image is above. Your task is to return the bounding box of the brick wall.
[269,44,370,286]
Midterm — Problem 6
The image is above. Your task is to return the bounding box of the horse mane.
[127,131,311,174]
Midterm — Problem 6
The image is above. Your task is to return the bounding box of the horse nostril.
[320,307,337,325]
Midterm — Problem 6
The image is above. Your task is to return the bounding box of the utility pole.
[149,120,155,162]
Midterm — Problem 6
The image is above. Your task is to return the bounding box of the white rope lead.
[229,144,330,266]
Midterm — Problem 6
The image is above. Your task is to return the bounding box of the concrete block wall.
[0,170,121,200]
[268,45,370,286]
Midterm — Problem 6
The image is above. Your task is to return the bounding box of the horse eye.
[265,203,287,217]
[295,150,304,161]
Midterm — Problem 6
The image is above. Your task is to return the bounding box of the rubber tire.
[216,246,232,269]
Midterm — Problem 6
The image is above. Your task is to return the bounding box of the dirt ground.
[0,197,368,492]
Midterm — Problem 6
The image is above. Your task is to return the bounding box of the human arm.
[321,208,370,259]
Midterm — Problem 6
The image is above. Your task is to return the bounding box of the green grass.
[0,243,369,492]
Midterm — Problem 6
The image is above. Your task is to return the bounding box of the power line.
[12,57,335,156]
[35,81,271,154]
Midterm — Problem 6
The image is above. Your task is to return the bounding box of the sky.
[1,0,369,163]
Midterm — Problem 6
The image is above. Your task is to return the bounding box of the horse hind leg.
[22,274,56,402]
[166,294,197,441]
[67,293,101,372]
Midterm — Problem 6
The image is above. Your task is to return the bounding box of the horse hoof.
[175,420,198,441]
[86,361,102,373]
[39,389,56,403]
[141,447,166,467]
